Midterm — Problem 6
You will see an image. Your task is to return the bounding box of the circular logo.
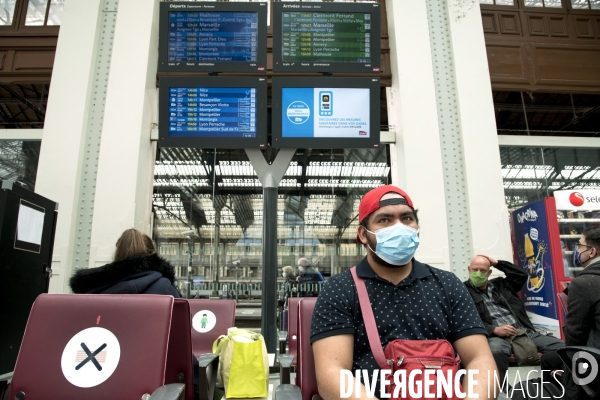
[570,192,585,207]
[192,310,217,333]
[286,101,310,124]
[573,351,599,386]
[61,327,121,388]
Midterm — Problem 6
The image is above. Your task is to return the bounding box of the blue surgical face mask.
[366,223,420,266]
[573,245,594,267]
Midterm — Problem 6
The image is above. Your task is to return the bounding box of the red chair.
[8,294,186,399]
[557,292,568,317]
[187,299,236,357]
[165,299,195,400]
[277,298,319,400]
[187,299,235,400]
[287,297,302,364]
[279,297,317,385]
[296,298,319,400]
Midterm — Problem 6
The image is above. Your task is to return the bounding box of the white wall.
[90,0,159,267]
[447,0,513,267]
[386,0,512,274]
[386,0,451,271]
[35,0,104,293]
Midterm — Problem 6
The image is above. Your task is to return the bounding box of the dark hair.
[113,228,156,261]
[360,208,420,230]
[583,226,600,253]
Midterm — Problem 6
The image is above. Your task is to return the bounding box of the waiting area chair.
[557,292,568,318]
[8,294,190,400]
[187,299,236,358]
[276,298,319,400]
[166,299,195,400]
[187,299,236,400]
[279,297,312,385]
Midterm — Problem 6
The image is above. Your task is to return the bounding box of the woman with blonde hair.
[70,228,180,297]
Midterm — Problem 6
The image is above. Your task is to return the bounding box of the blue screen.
[168,87,257,138]
[281,87,370,138]
[168,12,258,62]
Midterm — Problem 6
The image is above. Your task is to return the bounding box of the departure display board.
[159,2,267,73]
[168,87,257,137]
[159,77,267,148]
[281,12,372,64]
[168,12,258,63]
[273,2,380,73]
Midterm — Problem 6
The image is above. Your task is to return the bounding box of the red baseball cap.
[358,185,414,224]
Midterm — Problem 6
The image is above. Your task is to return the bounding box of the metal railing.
[181,281,324,300]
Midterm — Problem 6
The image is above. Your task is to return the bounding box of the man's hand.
[313,334,371,400]
[493,325,517,337]
[477,254,498,267]
[454,334,499,400]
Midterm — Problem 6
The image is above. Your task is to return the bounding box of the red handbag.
[350,267,462,400]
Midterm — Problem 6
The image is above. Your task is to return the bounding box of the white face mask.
[298,266,304,273]
[282,272,286,278]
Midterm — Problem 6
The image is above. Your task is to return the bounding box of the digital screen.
[281,12,372,64]
[282,88,370,138]
[168,87,257,138]
[168,11,259,62]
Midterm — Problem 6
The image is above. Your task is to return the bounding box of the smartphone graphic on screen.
[319,91,333,116]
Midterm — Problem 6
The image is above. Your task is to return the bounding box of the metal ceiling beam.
[0,84,45,120]
[494,104,594,113]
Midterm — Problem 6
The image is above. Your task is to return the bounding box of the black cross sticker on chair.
[75,343,107,371]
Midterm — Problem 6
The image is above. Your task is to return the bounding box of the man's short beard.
[366,233,410,269]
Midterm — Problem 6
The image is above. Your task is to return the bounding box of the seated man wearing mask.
[464,255,564,385]
[297,258,324,297]
[311,185,496,399]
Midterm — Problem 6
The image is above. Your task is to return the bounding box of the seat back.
[188,299,236,357]
[287,297,302,363]
[8,294,174,400]
[165,298,194,400]
[557,292,568,316]
[297,298,318,400]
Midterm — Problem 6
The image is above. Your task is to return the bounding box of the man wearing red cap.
[310,185,497,399]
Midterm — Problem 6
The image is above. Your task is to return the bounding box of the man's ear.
[486,268,493,276]
[357,225,369,245]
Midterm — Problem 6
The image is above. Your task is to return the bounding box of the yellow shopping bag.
[213,328,269,398]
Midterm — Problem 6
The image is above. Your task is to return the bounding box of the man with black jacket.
[463,254,564,385]
[562,226,600,400]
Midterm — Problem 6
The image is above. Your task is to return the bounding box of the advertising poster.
[554,189,600,211]
[281,87,370,138]
[511,199,560,337]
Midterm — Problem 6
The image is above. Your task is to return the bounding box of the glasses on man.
[574,243,592,252]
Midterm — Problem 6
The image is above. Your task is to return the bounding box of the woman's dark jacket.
[464,260,535,336]
[69,253,181,297]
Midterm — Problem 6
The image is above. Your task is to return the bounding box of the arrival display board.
[169,87,256,137]
[273,2,380,73]
[159,2,267,73]
[282,12,372,64]
[159,77,267,148]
